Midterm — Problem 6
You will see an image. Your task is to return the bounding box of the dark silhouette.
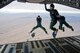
[52,31,57,38]
[30,15,48,34]
[0,0,6,4]
[44,4,59,33]
[58,15,74,31]
[31,33,35,38]
[0,0,2,4]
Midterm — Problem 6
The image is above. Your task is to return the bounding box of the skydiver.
[30,15,48,34]
[44,3,59,34]
[58,15,74,31]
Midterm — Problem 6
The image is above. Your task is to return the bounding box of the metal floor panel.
[0,36,80,53]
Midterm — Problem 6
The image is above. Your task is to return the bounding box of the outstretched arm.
[44,4,50,11]
[44,4,47,10]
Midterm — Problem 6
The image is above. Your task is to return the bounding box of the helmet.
[38,15,40,17]
[50,4,54,7]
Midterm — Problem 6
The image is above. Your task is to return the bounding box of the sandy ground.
[0,14,80,45]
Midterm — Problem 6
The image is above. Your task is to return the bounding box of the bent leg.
[59,21,65,32]
[59,22,63,30]
[30,26,38,33]
[40,26,48,34]
[50,21,57,31]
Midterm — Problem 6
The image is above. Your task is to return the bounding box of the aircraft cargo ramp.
[0,36,80,53]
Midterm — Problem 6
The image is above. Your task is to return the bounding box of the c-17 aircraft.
[0,0,80,53]
[0,0,80,9]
